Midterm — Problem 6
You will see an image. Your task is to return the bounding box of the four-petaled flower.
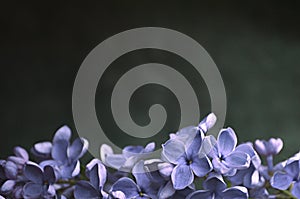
[210,127,251,176]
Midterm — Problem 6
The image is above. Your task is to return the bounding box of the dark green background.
[1,1,300,163]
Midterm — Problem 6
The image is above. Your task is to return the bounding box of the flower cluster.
[0,113,299,198]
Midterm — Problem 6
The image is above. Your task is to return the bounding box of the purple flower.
[162,138,212,190]
[101,142,155,172]
[74,159,107,199]
[255,138,283,172]
[254,138,283,157]
[110,161,161,199]
[39,126,88,179]
[186,174,248,199]
[271,157,300,198]
[110,177,154,199]
[22,163,56,199]
[209,128,251,175]
[227,143,265,188]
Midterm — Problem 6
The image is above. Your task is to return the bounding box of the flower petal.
[222,186,248,199]
[144,142,155,153]
[86,159,107,189]
[111,191,126,199]
[122,145,144,158]
[190,156,212,177]
[23,182,43,199]
[74,181,101,199]
[224,151,250,169]
[1,180,16,194]
[158,181,175,199]
[171,164,194,190]
[105,154,126,170]
[51,139,68,163]
[24,163,43,184]
[132,161,149,185]
[158,162,174,178]
[162,139,186,164]
[43,165,56,184]
[53,125,71,142]
[203,174,226,193]
[217,128,237,156]
[292,181,300,198]
[14,146,29,161]
[33,141,52,154]
[284,160,300,179]
[198,113,217,133]
[68,138,89,161]
[271,171,293,190]
[100,144,113,165]
[110,177,139,198]
[4,161,18,179]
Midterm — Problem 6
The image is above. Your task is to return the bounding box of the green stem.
[280,189,296,199]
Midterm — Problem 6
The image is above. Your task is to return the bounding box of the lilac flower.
[162,138,212,190]
[0,147,30,198]
[255,138,283,157]
[22,163,56,199]
[101,142,155,172]
[169,113,216,154]
[227,143,265,188]
[209,128,251,175]
[271,157,300,198]
[0,147,29,181]
[186,174,248,199]
[31,142,52,162]
[74,159,107,199]
[255,138,283,172]
[39,126,88,179]
[110,177,154,199]
[110,161,160,199]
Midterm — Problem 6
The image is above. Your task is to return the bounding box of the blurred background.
[1,1,300,162]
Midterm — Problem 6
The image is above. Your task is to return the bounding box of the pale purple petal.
[284,160,299,179]
[162,139,186,164]
[53,125,71,142]
[171,164,194,190]
[68,138,89,160]
[222,186,248,199]
[158,162,174,178]
[217,128,237,156]
[110,177,139,198]
[23,182,43,199]
[74,181,101,199]
[105,154,126,170]
[111,191,126,199]
[14,146,29,161]
[224,151,250,169]
[4,161,18,179]
[1,180,16,194]
[271,171,293,190]
[158,181,175,199]
[198,113,217,133]
[190,156,212,177]
[144,142,155,153]
[24,163,43,184]
[86,159,107,189]
[51,139,68,163]
[203,174,226,193]
[292,181,300,198]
